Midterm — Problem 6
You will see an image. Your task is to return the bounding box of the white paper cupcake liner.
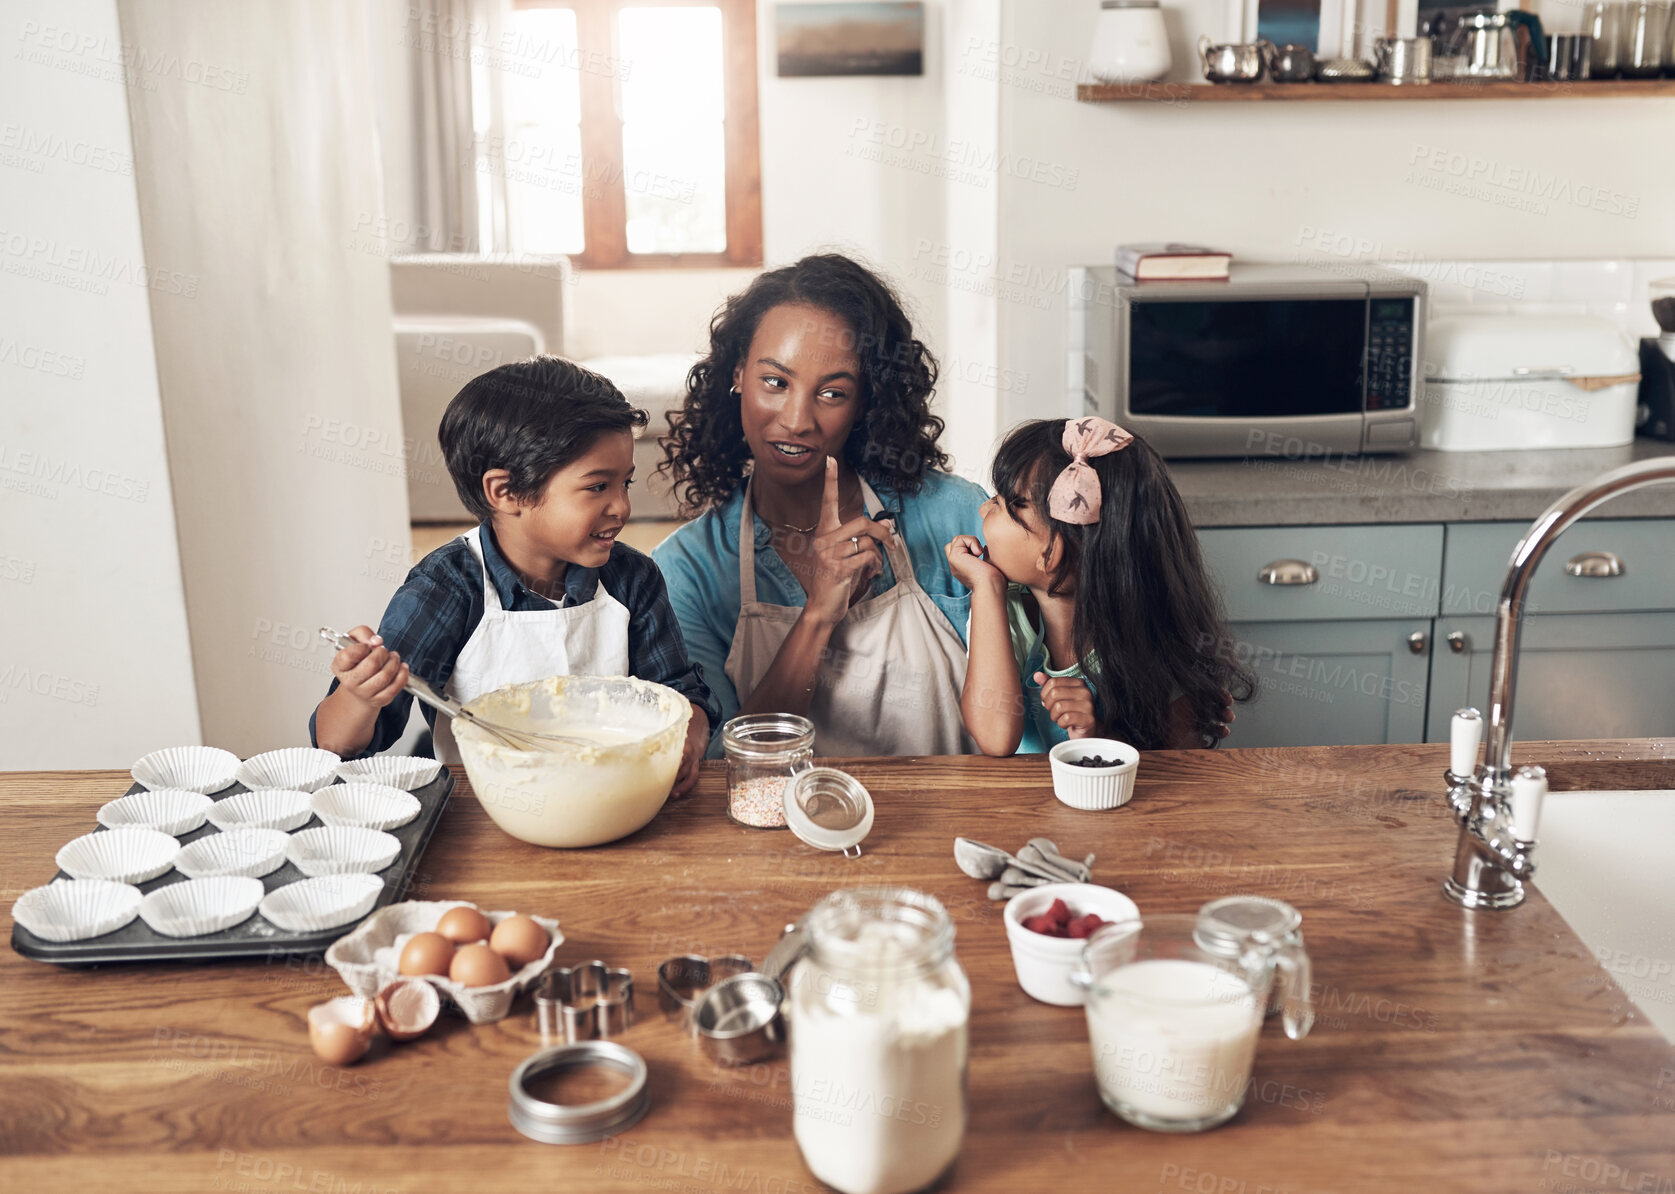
[56,827,180,884]
[206,789,314,833]
[259,873,385,932]
[131,745,241,795]
[323,900,564,1024]
[12,879,143,942]
[311,783,420,831]
[175,828,289,879]
[285,826,402,876]
[235,747,341,794]
[97,789,213,836]
[334,755,443,791]
[138,876,264,937]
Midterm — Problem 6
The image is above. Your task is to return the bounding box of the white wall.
[755,0,957,461]
[118,0,412,757]
[0,0,201,767]
[993,3,1675,427]
[565,268,757,359]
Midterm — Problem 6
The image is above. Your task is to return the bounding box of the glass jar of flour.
[787,887,969,1194]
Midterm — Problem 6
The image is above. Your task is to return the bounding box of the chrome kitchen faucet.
[1443,457,1675,909]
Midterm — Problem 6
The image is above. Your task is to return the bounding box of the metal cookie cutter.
[657,954,754,1034]
[534,961,635,1044]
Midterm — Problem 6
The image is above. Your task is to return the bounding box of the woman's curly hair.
[657,254,950,516]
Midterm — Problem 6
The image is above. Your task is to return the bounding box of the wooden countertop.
[4,742,1674,1194]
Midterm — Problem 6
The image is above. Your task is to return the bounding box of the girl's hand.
[805,458,890,627]
[944,535,1005,595]
[1036,672,1097,739]
[330,625,409,709]
[671,707,710,797]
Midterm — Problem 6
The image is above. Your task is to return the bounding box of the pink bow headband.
[1047,416,1134,524]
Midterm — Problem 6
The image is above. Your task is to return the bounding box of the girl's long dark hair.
[992,420,1256,750]
[657,253,949,516]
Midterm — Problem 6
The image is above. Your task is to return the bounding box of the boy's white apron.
[433,526,630,764]
[723,479,971,757]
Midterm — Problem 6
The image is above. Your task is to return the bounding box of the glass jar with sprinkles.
[721,714,815,829]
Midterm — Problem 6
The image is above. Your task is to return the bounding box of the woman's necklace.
[761,513,819,534]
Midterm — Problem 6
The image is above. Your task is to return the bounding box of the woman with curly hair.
[651,254,986,756]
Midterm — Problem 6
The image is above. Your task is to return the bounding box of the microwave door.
[1123,296,1370,420]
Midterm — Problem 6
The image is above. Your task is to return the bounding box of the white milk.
[788,929,968,1194]
[1084,958,1262,1124]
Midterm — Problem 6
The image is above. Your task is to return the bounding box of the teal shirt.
[1007,584,1096,755]
[652,470,988,756]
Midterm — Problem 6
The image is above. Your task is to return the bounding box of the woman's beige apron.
[723,479,972,756]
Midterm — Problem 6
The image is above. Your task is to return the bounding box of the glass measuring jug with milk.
[1071,912,1312,1132]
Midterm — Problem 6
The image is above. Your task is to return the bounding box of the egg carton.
[323,899,563,1024]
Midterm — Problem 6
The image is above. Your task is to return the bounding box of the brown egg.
[450,942,512,987]
[488,915,550,969]
[375,978,441,1042]
[398,931,455,977]
[435,905,493,945]
[307,996,374,1066]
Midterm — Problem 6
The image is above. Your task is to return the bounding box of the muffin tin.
[11,759,452,965]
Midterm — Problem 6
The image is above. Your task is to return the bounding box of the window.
[485,0,761,268]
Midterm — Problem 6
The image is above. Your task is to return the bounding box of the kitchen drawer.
[1441,519,1675,616]
[1198,524,1444,624]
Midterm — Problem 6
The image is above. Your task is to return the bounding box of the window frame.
[511,0,761,270]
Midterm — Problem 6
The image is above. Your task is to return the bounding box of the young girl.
[945,416,1254,754]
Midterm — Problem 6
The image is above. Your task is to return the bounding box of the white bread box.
[1419,315,1641,452]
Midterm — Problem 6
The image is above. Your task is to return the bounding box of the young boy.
[311,357,718,796]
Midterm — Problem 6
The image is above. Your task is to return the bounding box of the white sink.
[1533,790,1675,1043]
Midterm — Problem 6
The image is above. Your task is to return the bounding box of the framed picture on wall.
[775,2,925,76]
[1243,0,1350,53]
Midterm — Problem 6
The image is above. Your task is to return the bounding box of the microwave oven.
[1069,263,1426,457]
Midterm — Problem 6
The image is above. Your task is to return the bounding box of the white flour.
[788,925,969,1194]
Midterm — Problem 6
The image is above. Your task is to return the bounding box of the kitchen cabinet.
[1219,618,1434,746]
[1199,523,1443,748]
[1199,516,1675,748]
[1425,518,1675,742]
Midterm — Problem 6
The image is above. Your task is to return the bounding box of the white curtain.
[406,0,507,252]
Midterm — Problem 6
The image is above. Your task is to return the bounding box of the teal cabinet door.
[1223,619,1433,748]
[1426,611,1675,743]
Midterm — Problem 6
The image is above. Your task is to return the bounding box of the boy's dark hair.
[439,356,648,521]
[992,419,1257,750]
[657,253,949,517]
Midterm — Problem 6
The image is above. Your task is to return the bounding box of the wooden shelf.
[1077,78,1675,102]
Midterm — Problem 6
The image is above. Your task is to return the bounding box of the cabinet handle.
[1407,631,1426,654]
[1447,631,1466,654]
[1258,559,1318,586]
[1564,550,1624,578]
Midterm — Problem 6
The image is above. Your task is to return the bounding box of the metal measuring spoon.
[953,837,1068,884]
[1018,842,1090,884]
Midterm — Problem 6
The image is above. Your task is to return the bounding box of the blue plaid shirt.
[310,522,719,757]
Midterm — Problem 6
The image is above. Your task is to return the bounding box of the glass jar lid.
[722,713,814,760]
[1193,895,1302,957]
[783,767,874,856]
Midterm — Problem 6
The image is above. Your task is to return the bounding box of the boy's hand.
[1037,673,1097,740]
[330,625,409,709]
[944,535,1005,595]
[671,706,709,798]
